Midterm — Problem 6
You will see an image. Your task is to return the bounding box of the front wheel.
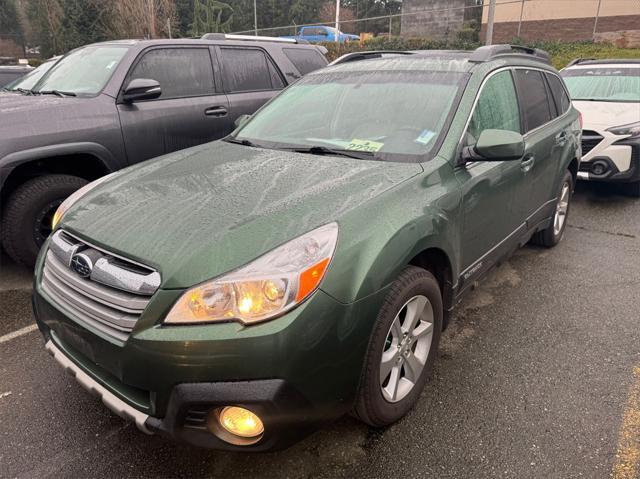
[353,266,442,427]
[1,174,88,266]
[531,170,573,248]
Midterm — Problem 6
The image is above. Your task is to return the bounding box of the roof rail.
[329,50,415,66]
[201,33,300,44]
[565,57,596,67]
[469,44,551,64]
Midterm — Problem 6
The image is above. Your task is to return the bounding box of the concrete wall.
[401,0,482,39]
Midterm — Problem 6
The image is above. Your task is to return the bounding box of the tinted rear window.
[514,69,554,132]
[221,48,283,92]
[283,48,327,75]
[545,72,571,115]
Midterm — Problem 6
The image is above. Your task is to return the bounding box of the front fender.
[321,161,461,304]
[0,142,120,190]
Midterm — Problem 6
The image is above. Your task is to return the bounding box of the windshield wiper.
[223,137,262,148]
[284,145,376,160]
[16,88,34,95]
[37,89,77,97]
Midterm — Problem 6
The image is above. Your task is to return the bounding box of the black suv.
[0,35,327,266]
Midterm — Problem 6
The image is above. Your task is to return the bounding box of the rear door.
[512,68,564,227]
[455,69,525,289]
[117,46,232,164]
[217,46,286,125]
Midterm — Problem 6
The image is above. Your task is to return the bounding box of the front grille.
[581,130,603,156]
[41,230,160,341]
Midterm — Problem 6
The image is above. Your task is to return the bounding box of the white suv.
[561,59,640,196]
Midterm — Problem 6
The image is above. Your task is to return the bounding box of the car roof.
[324,45,554,75]
[565,58,640,68]
[86,37,321,50]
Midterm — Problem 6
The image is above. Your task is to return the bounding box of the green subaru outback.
[33,45,580,451]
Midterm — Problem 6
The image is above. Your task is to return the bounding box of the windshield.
[33,45,129,96]
[4,58,57,91]
[234,69,468,162]
[561,67,640,102]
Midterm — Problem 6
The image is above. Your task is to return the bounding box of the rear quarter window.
[545,72,571,115]
[283,48,327,76]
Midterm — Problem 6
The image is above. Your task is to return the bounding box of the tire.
[623,181,640,198]
[353,265,442,427]
[1,174,88,267]
[530,170,573,248]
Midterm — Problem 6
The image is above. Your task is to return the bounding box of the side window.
[467,70,521,144]
[220,48,283,92]
[283,48,327,75]
[545,72,571,116]
[514,69,554,132]
[128,48,214,99]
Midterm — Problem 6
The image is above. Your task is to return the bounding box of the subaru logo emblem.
[70,254,92,278]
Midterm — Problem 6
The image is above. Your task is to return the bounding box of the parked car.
[1,56,61,93]
[0,35,327,266]
[561,59,640,196]
[0,64,34,88]
[280,25,360,43]
[33,45,580,451]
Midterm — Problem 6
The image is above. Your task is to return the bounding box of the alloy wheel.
[553,182,570,236]
[380,295,434,403]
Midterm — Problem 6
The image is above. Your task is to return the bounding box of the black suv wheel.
[1,175,87,266]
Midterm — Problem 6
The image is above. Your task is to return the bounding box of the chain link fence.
[229,0,640,48]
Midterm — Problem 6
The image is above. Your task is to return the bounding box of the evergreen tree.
[0,0,25,45]
[191,0,234,35]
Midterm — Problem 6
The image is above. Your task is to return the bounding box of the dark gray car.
[0,36,328,266]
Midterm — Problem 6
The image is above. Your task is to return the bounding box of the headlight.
[51,173,117,230]
[164,222,339,325]
[607,121,640,138]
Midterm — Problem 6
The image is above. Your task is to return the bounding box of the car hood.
[573,100,640,129]
[0,94,97,156]
[61,141,423,289]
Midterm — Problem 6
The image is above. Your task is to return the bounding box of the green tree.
[0,0,25,45]
[191,0,234,35]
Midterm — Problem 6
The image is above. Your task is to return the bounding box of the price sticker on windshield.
[346,139,384,152]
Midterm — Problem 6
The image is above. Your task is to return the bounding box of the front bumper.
[578,134,640,183]
[34,258,388,451]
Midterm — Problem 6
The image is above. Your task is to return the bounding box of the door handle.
[555,131,567,145]
[521,154,535,172]
[204,106,228,117]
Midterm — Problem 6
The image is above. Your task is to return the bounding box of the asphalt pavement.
[1,182,639,479]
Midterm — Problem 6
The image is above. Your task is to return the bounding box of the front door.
[455,69,526,291]
[117,46,233,164]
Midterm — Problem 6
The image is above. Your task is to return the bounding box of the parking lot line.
[0,324,38,344]
[613,367,640,479]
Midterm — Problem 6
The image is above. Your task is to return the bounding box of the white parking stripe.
[0,324,38,344]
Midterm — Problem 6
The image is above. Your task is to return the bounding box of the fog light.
[218,406,264,438]
[592,161,608,176]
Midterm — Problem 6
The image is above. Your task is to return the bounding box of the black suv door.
[117,46,233,164]
[217,46,286,125]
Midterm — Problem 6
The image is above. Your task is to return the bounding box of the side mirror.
[462,129,524,163]
[234,114,251,129]
[122,78,161,103]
